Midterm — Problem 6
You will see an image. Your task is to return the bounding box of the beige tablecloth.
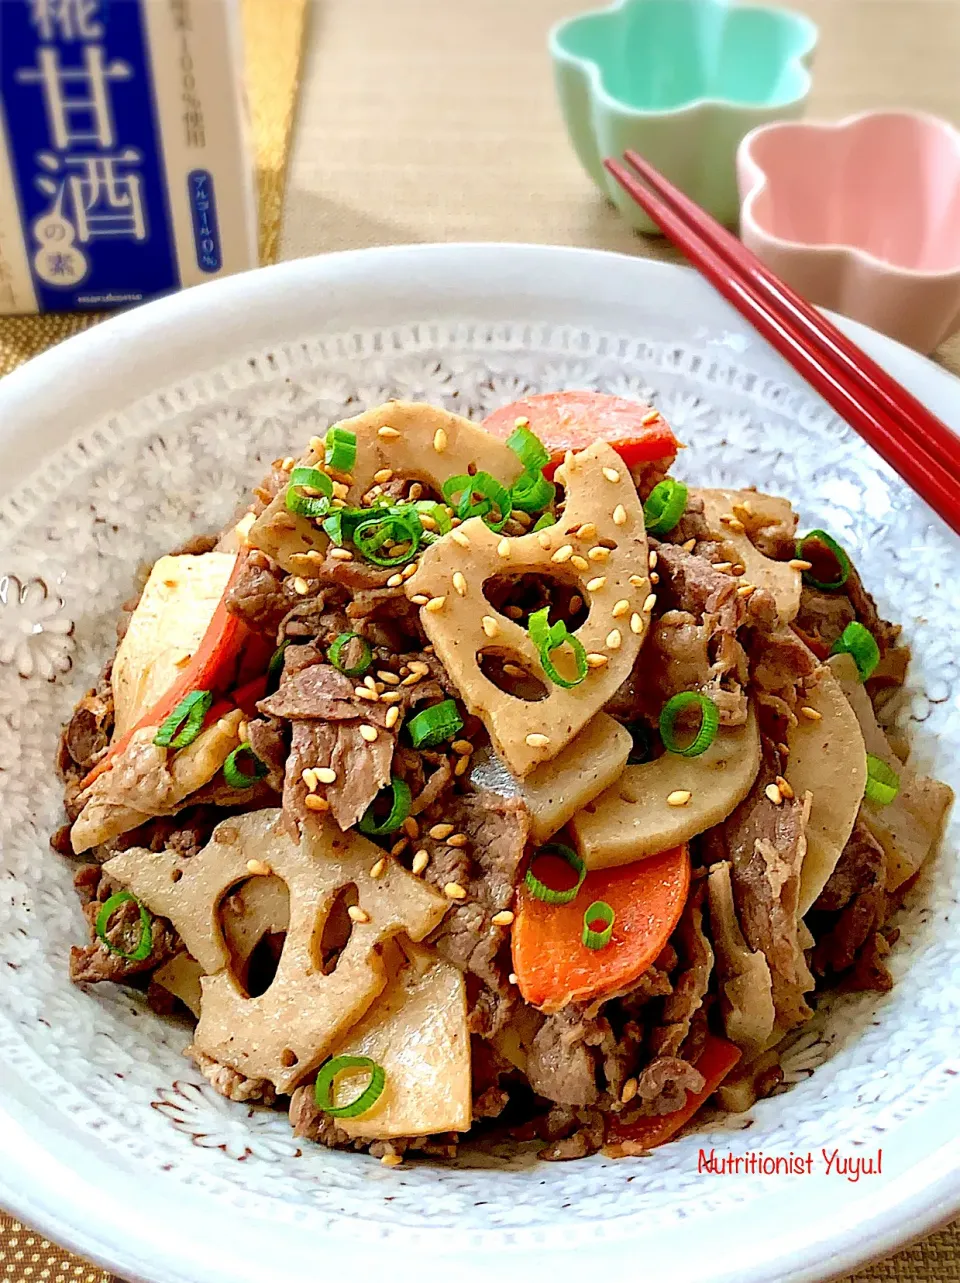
[277,1,960,1279]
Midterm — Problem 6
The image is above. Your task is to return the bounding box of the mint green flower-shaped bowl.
[551,0,818,231]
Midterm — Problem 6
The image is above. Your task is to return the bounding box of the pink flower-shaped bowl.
[738,110,960,353]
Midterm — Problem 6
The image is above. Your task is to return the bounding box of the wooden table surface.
[278,2,960,1279]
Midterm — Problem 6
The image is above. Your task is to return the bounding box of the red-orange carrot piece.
[483,391,679,478]
[80,554,251,789]
[608,1035,742,1150]
[511,844,691,1013]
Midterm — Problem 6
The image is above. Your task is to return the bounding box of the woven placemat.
[0,0,306,1275]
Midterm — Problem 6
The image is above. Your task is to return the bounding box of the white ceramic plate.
[0,245,958,1283]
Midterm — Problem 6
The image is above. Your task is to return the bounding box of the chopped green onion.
[321,510,346,545]
[796,530,851,592]
[442,472,512,531]
[528,606,588,689]
[286,466,333,519]
[353,511,422,566]
[414,499,452,539]
[266,640,290,694]
[643,478,688,536]
[314,1055,386,1118]
[525,842,586,905]
[659,691,719,757]
[223,744,269,789]
[864,753,900,806]
[95,891,153,962]
[407,699,463,748]
[506,423,550,475]
[831,621,879,682]
[358,777,412,836]
[324,426,357,473]
[328,631,372,677]
[154,690,212,749]
[625,721,653,764]
[582,900,615,950]
[510,469,555,515]
[532,512,556,532]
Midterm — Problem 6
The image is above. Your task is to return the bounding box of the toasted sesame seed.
[713,562,733,573]
[682,538,697,552]
[504,605,523,620]
[390,837,408,856]
[588,546,610,562]
[246,859,272,876]
[377,670,400,685]
[621,1076,639,1104]
[380,1153,403,1169]
[537,531,552,550]
[385,705,400,730]
[400,561,419,581]
[329,547,354,561]
[315,767,337,785]
[586,652,609,668]
[586,576,607,592]
[570,555,590,572]
[789,559,813,571]
[613,504,628,526]
[433,427,448,453]
[514,416,530,428]
[429,823,455,840]
[237,720,250,744]
[602,466,620,483]
[642,593,657,613]
[359,724,378,743]
[386,572,404,588]
[412,850,430,875]
[410,483,425,502]
[303,794,330,812]
[402,816,420,839]
[776,775,795,800]
[425,596,446,613]
[667,790,692,807]
[373,467,394,484]
[799,705,822,722]
[550,544,573,565]
[301,767,318,792]
[446,833,469,848]
[627,574,644,588]
[731,564,746,577]
[400,671,423,687]
[378,426,400,440]
[292,576,309,596]
[641,410,660,425]
[650,572,660,585]
[525,733,551,748]
[648,549,658,569]
[370,858,387,879]
[508,972,519,986]
[723,516,746,534]
[564,449,575,469]
[478,615,500,641]
[569,595,584,614]
[737,584,756,598]
[452,740,473,756]
[512,510,533,527]
[280,456,296,471]
[410,593,429,606]
[419,514,438,532]
[408,661,430,674]
[455,755,471,776]
[452,571,468,596]
[765,783,783,806]
[577,522,598,543]
[363,674,378,691]
[492,910,515,927]
[606,629,622,650]
[380,691,402,704]
[444,882,467,901]
[497,538,512,558]
[503,663,526,678]
[348,905,371,924]
[630,612,644,634]
[612,598,630,618]
[452,530,470,548]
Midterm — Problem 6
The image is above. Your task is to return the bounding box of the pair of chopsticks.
[605,152,960,537]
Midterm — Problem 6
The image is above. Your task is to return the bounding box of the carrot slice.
[483,391,679,477]
[607,1035,742,1150]
[511,844,690,1012]
[80,554,252,789]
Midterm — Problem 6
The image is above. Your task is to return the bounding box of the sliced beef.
[69,864,178,984]
[795,587,856,654]
[526,1007,599,1107]
[289,1084,460,1158]
[535,1106,606,1161]
[635,1056,705,1115]
[282,719,392,831]
[746,624,818,737]
[246,716,289,792]
[629,454,673,502]
[224,549,297,636]
[810,819,891,985]
[655,541,777,630]
[650,883,714,1058]
[187,1045,276,1105]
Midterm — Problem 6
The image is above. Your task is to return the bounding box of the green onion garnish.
[328,631,373,677]
[831,621,879,682]
[321,510,346,545]
[353,510,422,566]
[525,842,586,905]
[286,466,333,519]
[528,606,587,689]
[95,891,153,962]
[314,1055,386,1118]
[358,777,412,835]
[625,721,653,764]
[407,699,463,749]
[643,478,688,537]
[506,423,550,475]
[153,690,212,749]
[414,499,452,539]
[659,691,720,757]
[510,469,555,515]
[864,753,900,806]
[796,530,851,592]
[266,640,290,694]
[582,900,615,950]
[442,472,512,531]
[532,512,556,532]
[324,426,357,473]
[223,744,269,789]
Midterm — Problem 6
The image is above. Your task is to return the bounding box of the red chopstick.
[604,154,960,536]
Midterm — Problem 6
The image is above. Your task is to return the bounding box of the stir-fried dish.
[55,392,953,1163]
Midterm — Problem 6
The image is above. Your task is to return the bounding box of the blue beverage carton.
[0,0,258,313]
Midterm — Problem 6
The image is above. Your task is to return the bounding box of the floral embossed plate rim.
[0,245,958,1283]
